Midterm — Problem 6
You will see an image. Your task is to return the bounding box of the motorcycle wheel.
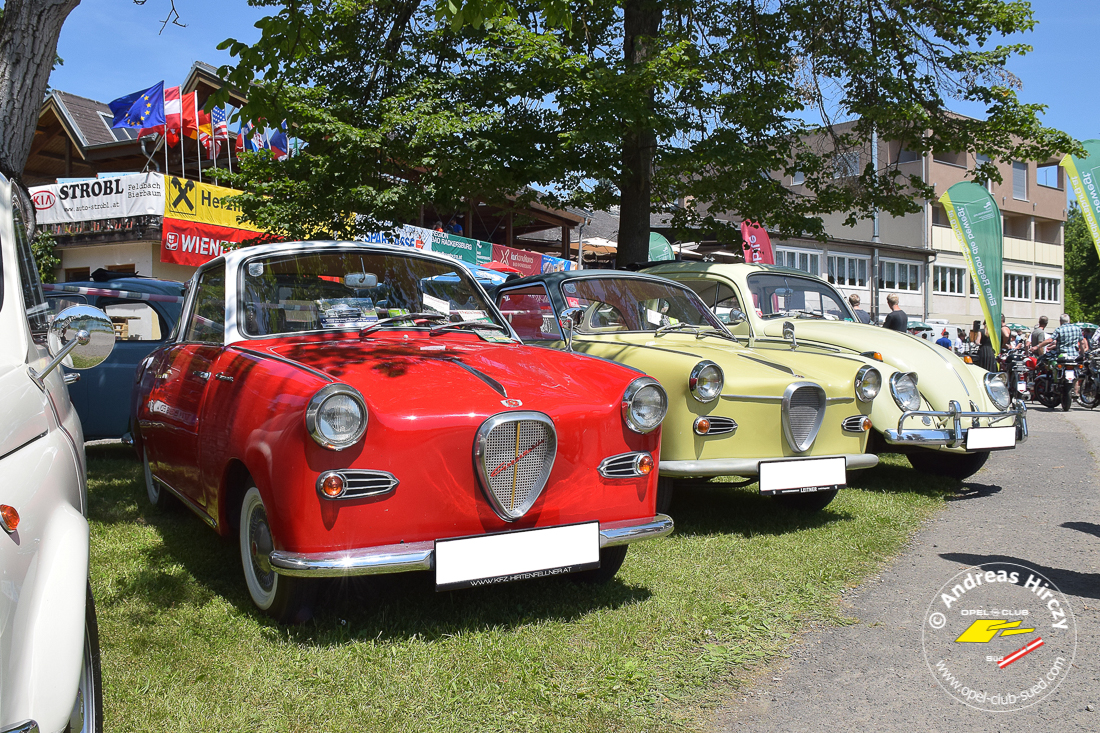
[1061,383,1072,411]
[1079,375,1100,409]
[1036,379,1061,408]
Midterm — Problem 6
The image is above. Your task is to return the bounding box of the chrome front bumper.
[882,399,1028,449]
[268,514,674,578]
[658,453,879,478]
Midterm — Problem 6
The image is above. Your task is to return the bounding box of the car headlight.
[888,372,921,412]
[689,361,724,403]
[855,365,881,402]
[984,372,1011,411]
[305,384,368,450]
[622,377,668,433]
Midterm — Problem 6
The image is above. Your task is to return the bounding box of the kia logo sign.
[32,191,54,210]
[165,232,179,251]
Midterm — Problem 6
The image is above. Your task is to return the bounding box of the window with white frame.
[775,248,821,276]
[974,153,994,192]
[1036,164,1061,189]
[1012,161,1028,200]
[1036,276,1060,303]
[790,171,805,185]
[879,259,921,292]
[933,265,966,295]
[1004,273,1031,300]
[827,254,868,287]
[833,151,860,178]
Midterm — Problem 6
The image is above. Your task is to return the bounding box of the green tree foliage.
[218,0,1077,265]
[1064,203,1099,323]
[32,230,60,284]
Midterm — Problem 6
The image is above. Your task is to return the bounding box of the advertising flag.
[740,221,775,264]
[1059,139,1100,261]
[940,181,1004,353]
[108,82,165,129]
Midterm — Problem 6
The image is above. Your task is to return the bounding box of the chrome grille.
[782,382,826,453]
[316,470,398,500]
[705,416,738,435]
[841,415,870,432]
[475,412,557,521]
[598,452,651,478]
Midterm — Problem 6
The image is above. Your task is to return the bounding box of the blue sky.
[50,0,1096,143]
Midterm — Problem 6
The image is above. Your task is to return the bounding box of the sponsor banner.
[1060,140,1100,262]
[30,172,164,224]
[740,220,775,264]
[940,181,1004,353]
[361,225,493,265]
[161,218,259,267]
[540,253,574,273]
[165,175,264,232]
[492,243,543,277]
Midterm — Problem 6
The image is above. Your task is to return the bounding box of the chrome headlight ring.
[689,360,724,403]
[888,372,921,412]
[621,377,668,434]
[984,371,1011,411]
[305,383,368,450]
[855,365,882,403]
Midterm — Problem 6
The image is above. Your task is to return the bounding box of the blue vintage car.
[44,273,185,440]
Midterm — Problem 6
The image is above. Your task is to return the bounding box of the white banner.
[30,172,165,224]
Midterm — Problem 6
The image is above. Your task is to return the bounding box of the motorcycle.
[999,349,1030,402]
[1033,352,1075,411]
[1076,352,1100,409]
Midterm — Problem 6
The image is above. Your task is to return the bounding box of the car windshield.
[241,249,505,337]
[560,276,729,335]
[746,272,853,321]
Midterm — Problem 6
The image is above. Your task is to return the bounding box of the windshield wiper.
[654,322,699,336]
[360,312,447,336]
[695,326,738,343]
[429,320,509,336]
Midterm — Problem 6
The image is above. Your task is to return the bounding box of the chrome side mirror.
[559,307,584,352]
[725,309,746,326]
[30,305,115,388]
[783,320,797,350]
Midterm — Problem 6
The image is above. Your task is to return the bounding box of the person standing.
[1031,315,1049,355]
[882,293,907,332]
[848,293,871,324]
[936,329,953,349]
[974,321,997,371]
[1044,314,1088,360]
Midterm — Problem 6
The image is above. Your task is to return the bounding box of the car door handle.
[214,373,234,383]
[64,372,80,385]
[192,371,211,381]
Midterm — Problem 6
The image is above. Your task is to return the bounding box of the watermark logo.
[922,563,1076,711]
[31,190,55,210]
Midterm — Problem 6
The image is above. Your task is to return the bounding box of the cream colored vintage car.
[493,270,885,512]
[1,178,114,732]
[646,261,1027,480]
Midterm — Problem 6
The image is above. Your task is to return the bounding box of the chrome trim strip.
[228,345,335,383]
[825,397,855,404]
[149,473,217,528]
[882,399,1027,448]
[1,720,39,733]
[720,393,782,402]
[270,516,674,577]
[449,359,508,397]
[0,430,48,462]
[659,453,878,478]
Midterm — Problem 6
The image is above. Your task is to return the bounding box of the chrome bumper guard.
[269,514,674,578]
[882,399,1028,449]
[658,453,878,478]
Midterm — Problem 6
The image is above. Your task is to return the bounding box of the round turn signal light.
[0,505,19,533]
[321,474,345,498]
[636,454,654,475]
[861,417,873,432]
[694,417,711,435]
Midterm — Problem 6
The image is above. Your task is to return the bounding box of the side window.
[100,299,169,341]
[680,279,749,335]
[46,294,88,316]
[12,204,50,343]
[496,285,561,341]
[185,265,226,344]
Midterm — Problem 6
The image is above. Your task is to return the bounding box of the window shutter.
[1013,162,1027,200]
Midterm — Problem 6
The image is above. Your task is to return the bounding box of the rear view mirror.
[345,272,378,288]
[559,307,584,352]
[724,309,746,326]
[30,305,115,388]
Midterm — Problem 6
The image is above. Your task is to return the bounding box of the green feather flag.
[940,182,1004,353]
[1060,139,1100,263]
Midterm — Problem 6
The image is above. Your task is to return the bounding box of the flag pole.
[162,85,169,176]
[227,109,234,175]
[195,93,203,183]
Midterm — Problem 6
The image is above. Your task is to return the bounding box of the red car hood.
[254,332,639,415]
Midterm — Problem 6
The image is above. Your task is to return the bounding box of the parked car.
[131,241,673,623]
[645,261,1027,479]
[491,270,883,513]
[1,178,113,732]
[43,275,185,440]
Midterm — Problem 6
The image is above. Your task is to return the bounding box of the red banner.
[491,244,543,277]
[161,218,262,267]
[740,221,774,265]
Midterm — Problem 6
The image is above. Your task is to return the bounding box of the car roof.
[49,277,186,296]
[215,239,468,273]
[493,268,678,293]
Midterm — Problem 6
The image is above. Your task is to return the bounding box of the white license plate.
[434,522,600,591]
[1065,370,1076,380]
[965,426,1016,450]
[1017,380,1027,391]
[759,457,846,495]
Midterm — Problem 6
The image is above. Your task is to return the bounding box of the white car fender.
[1,503,88,733]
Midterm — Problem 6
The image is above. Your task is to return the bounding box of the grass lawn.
[87,444,954,731]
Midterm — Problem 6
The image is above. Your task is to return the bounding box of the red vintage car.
[131,241,672,622]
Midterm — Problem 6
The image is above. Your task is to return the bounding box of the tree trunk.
[618,0,661,268]
[0,0,81,182]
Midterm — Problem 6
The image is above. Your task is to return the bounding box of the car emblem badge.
[501,398,522,408]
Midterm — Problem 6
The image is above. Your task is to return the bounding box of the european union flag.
[108,82,166,129]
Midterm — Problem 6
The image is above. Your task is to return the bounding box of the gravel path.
[710,406,1100,732]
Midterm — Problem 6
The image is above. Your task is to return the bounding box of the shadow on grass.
[86,443,653,643]
[669,480,848,539]
[938,552,1100,602]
